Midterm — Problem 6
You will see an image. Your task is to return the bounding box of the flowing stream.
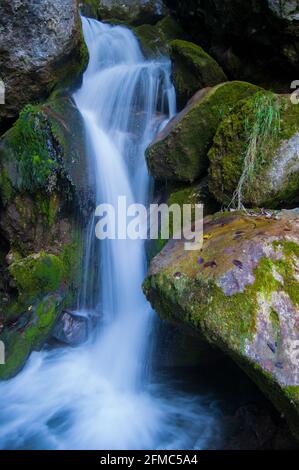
[0,18,220,450]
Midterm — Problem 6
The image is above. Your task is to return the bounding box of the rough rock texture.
[144,209,299,441]
[209,92,299,208]
[165,0,299,89]
[80,0,167,25]
[0,0,88,123]
[0,96,93,379]
[169,40,227,108]
[146,82,261,183]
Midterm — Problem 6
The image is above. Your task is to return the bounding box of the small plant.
[231,93,282,209]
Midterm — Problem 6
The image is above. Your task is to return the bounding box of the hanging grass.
[231,92,282,209]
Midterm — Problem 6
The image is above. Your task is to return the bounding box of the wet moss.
[209,92,299,208]
[9,252,65,298]
[170,39,227,108]
[146,81,261,182]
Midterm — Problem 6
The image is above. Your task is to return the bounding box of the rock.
[169,40,227,108]
[143,209,299,441]
[95,0,167,25]
[0,0,88,122]
[164,0,299,88]
[0,96,92,379]
[147,176,219,260]
[209,91,299,208]
[0,293,64,379]
[52,311,88,346]
[146,81,261,183]
[134,16,184,58]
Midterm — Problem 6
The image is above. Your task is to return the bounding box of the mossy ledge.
[0,97,89,380]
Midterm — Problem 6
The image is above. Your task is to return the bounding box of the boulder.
[146,81,261,183]
[209,92,299,209]
[169,40,227,108]
[134,16,184,58]
[144,209,299,441]
[0,0,88,123]
[99,0,167,25]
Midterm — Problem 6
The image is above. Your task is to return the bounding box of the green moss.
[0,332,31,380]
[134,24,168,58]
[170,39,227,108]
[0,167,14,204]
[9,252,64,298]
[4,104,58,192]
[146,81,261,182]
[0,293,63,379]
[209,92,299,208]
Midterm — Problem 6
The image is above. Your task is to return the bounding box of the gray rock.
[0,0,88,121]
[52,311,88,346]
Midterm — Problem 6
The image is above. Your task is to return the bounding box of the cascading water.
[0,18,220,450]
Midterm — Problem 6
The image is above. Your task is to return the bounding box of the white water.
[0,18,220,450]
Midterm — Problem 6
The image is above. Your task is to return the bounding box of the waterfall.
[0,18,219,450]
[72,17,176,391]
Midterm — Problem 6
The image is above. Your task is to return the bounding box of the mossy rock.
[147,177,219,259]
[0,97,87,380]
[209,91,299,209]
[133,16,184,58]
[169,39,227,108]
[0,293,63,379]
[146,81,261,183]
[0,96,88,199]
[9,252,64,298]
[143,209,299,442]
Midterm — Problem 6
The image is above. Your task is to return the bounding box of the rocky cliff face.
[0,0,88,124]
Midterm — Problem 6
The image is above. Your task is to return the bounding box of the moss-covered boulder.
[0,0,88,123]
[146,81,261,183]
[143,209,299,441]
[169,40,227,108]
[134,16,184,58]
[209,92,299,209]
[0,96,91,379]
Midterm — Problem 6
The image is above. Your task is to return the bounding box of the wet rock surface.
[0,0,87,122]
[52,310,88,346]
